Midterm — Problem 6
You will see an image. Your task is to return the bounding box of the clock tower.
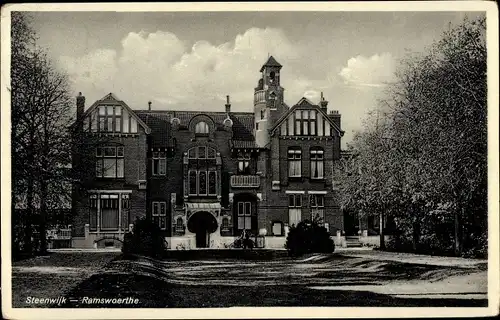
[254,56,286,148]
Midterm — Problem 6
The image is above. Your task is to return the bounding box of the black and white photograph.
[1,2,498,319]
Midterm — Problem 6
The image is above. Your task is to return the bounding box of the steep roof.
[81,93,151,134]
[260,55,282,72]
[270,97,344,136]
[134,110,256,147]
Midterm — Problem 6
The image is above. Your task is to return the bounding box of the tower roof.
[260,55,282,72]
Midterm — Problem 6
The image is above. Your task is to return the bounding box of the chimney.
[148,101,152,111]
[319,92,328,113]
[225,95,231,113]
[76,92,85,121]
[329,110,341,129]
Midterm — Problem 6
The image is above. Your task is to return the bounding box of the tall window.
[152,151,166,176]
[89,193,129,232]
[221,218,229,231]
[89,195,98,231]
[310,194,325,223]
[260,109,265,120]
[96,146,124,178]
[152,201,167,230]
[88,105,137,133]
[237,201,253,231]
[294,109,317,136]
[237,151,251,174]
[288,194,302,227]
[187,147,217,197]
[100,194,119,230]
[310,147,324,179]
[175,217,184,232]
[288,147,302,177]
[195,121,209,134]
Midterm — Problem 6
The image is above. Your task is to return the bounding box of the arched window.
[176,217,184,232]
[195,121,209,134]
[310,147,324,179]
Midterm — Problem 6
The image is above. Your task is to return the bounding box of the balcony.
[254,90,266,104]
[230,175,261,188]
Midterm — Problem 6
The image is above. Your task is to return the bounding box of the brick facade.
[72,57,345,249]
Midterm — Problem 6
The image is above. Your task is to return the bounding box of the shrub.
[285,220,335,256]
[122,217,167,258]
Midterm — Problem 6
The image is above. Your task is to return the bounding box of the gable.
[270,97,343,137]
[81,93,151,134]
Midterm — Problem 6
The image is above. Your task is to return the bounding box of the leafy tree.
[11,12,75,255]
[336,17,487,257]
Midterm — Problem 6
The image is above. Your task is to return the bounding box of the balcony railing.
[230,175,261,188]
[254,90,266,104]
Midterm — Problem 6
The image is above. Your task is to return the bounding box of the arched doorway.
[187,211,218,248]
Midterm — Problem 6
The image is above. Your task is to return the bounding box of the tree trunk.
[379,212,386,250]
[412,215,420,252]
[454,210,462,256]
[39,180,48,255]
[24,177,33,255]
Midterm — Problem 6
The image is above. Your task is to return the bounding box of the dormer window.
[195,121,209,135]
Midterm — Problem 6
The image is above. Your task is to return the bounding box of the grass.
[58,252,487,308]
[11,252,119,308]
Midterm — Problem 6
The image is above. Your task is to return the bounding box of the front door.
[187,211,218,248]
[195,228,208,248]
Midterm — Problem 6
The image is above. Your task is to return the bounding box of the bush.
[122,217,167,258]
[285,220,335,256]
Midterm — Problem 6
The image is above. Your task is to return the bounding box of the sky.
[29,10,484,146]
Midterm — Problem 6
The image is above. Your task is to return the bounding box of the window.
[195,121,209,134]
[288,194,302,227]
[237,202,253,231]
[294,109,317,136]
[310,148,324,179]
[310,194,325,223]
[237,151,251,174]
[100,194,119,231]
[121,194,130,229]
[288,148,302,177]
[152,201,167,230]
[221,218,229,231]
[152,151,166,176]
[256,122,259,130]
[187,146,217,197]
[260,109,265,120]
[175,217,184,232]
[89,193,130,232]
[96,146,124,178]
[89,195,98,231]
[272,221,283,236]
[95,105,132,133]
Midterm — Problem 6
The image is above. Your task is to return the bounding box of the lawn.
[58,252,487,308]
[11,251,120,308]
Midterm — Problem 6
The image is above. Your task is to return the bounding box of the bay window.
[187,146,218,197]
[88,193,130,232]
